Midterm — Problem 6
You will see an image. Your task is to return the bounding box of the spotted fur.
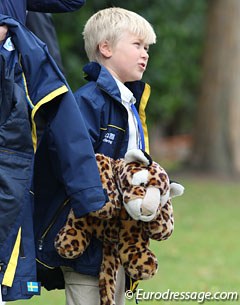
[55,152,175,305]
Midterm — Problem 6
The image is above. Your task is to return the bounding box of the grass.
[10,176,240,305]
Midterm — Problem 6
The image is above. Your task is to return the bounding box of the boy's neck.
[113,76,134,104]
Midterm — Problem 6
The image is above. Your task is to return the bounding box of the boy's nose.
[142,49,149,59]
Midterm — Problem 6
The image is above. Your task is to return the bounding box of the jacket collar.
[83,62,149,105]
[83,62,122,102]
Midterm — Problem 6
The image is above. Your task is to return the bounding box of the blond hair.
[83,7,156,62]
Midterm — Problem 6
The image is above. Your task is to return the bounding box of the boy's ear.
[98,40,112,58]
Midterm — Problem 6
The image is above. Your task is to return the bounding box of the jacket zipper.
[20,241,25,258]
[38,198,70,251]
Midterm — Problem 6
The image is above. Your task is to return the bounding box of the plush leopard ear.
[124,149,152,166]
[170,180,185,197]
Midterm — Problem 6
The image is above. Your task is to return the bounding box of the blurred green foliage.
[53,0,207,135]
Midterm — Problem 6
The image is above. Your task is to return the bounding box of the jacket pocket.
[36,197,71,268]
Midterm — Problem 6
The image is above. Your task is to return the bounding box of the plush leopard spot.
[66,228,77,236]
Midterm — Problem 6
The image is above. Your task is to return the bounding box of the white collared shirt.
[114,78,139,151]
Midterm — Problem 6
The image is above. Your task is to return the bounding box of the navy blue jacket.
[0,16,105,301]
[0,0,85,24]
[75,62,151,159]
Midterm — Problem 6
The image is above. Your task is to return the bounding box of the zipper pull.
[0,261,4,272]
[38,239,44,251]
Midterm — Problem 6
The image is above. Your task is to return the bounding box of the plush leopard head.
[55,149,184,305]
[113,149,183,222]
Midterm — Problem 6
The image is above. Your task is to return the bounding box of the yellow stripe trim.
[20,57,68,152]
[22,71,34,109]
[31,85,68,152]
[36,258,55,270]
[100,124,125,132]
[139,83,150,154]
[107,124,125,132]
[19,56,34,109]
[2,228,21,287]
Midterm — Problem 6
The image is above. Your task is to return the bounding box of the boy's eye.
[134,42,140,47]
[133,42,149,52]
[144,45,149,52]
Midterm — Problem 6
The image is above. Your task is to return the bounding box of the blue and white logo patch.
[103,132,115,145]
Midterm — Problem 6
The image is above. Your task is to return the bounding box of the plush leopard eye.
[132,169,148,186]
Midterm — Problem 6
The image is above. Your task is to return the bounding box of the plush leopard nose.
[140,187,160,216]
[123,186,161,222]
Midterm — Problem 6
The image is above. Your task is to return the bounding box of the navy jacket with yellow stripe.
[76,62,151,158]
[0,15,105,301]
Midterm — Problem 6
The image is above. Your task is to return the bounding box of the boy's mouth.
[139,63,146,70]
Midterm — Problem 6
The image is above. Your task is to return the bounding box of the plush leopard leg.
[99,242,120,305]
[118,218,158,280]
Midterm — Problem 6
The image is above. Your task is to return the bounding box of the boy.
[62,7,157,305]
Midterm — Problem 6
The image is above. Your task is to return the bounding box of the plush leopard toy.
[55,149,184,305]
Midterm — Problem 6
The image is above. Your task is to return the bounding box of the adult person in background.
[0,0,85,24]
[0,1,85,48]
[0,25,7,42]
[0,0,107,302]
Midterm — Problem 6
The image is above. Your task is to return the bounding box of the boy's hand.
[0,25,8,43]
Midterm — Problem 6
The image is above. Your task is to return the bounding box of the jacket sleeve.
[2,15,105,218]
[74,88,103,151]
[48,90,107,218]
[27,0,85,13]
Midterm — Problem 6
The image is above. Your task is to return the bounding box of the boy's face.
[102,31,149,83]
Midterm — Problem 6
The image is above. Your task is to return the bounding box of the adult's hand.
[0,25,8,43]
